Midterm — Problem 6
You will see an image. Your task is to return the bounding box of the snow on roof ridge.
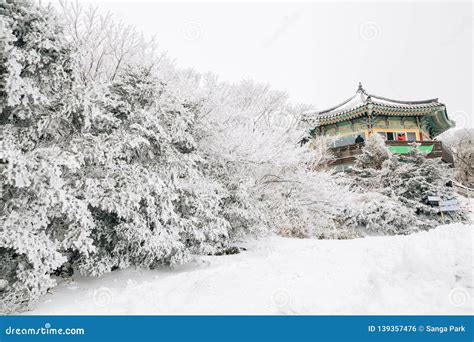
[317,93,359,115]
[369,94,440,106]
[316,83,442,117]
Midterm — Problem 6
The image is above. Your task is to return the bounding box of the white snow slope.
[27,223,473,315]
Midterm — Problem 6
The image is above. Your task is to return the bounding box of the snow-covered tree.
[57,0,167,84]
[354,134,391,170]
[340,134,392,191]
[194,78,363,239]
[71,66,233,276]
[0,1,230,312]
[378,147,467,225]
[0,0,94,312]
[442,128,474,187]
[343,137,468,232]
[306,135,335,171]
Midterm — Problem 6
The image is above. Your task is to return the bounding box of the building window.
[396,132,407,141]
[379,131,417,141]
[407,132,416,141]
[333,133,365,147]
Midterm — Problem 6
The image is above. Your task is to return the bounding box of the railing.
[329,142,364,165]
[329,141,454,166]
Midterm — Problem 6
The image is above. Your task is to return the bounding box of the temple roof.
[305,83,454,137]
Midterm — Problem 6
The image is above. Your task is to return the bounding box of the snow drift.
[27,223,473,315]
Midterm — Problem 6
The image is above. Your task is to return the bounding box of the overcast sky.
[69,1,473,129]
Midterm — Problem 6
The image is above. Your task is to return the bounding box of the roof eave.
[316,103,450,128]
[423,106,455,137]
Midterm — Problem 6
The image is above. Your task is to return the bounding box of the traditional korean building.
[304,83,455,170]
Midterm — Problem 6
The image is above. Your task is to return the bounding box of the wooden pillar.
[366,98,374,137]
[416,116,423,141]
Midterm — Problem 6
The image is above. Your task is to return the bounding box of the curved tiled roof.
[317,83,442,119]
[306,83,454,137]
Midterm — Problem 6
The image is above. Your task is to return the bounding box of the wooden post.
[366,99,373,137]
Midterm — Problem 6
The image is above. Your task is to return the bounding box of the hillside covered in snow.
[27,223,472,315]
[1,0,472,315]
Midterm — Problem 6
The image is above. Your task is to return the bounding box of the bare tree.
[442,128,474,187]
[58,0,165,84]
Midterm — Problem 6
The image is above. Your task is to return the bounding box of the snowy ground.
[27,223,473,315]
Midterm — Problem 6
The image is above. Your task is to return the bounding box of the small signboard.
[423,196,441,206]
[439,199,459,212]
[427,196,441,202]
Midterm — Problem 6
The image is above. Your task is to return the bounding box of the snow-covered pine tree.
[378,145,467,225]
[344,136,468,232]
[68,65,233,276]
[337,136,421,234]
[354,133,392,170]
[0,0,95,313]
[344,134,392,191]
[1,1,267,313]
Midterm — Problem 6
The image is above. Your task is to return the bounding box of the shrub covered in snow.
[72,66,234,276]
[354,133,392,171]
[340,192,421,235]
[341,135,469,233]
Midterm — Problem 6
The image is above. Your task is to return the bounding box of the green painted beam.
[388,145,434,154]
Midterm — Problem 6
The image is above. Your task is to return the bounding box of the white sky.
[64,1,473,128]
